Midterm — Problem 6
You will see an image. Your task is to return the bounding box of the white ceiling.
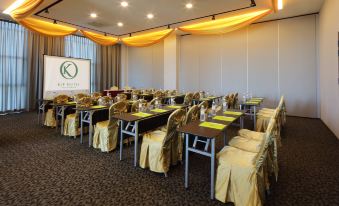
[0,0,324,36]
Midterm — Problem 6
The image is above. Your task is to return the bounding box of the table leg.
[185,133,189,189]
[80,111,83,144]
[37,103,40,125]
[211,138,215,200]
[134,121,139,167]
[55,106,59,131]
[88,111,93,147]
[240,116,244,129]
[120,120,123,161]
[253,106,257,130]
[60,106,65,135]
[223,130,227,146]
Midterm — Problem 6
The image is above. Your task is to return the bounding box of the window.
[0,21,27,112]
[65,35,97,92]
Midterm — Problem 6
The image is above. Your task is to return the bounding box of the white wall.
[124,41,164,89]
[179,15,318,118]
[319,0,339,138]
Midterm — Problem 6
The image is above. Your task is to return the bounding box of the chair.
[130,99,147,112]
[183,93,193,106]
[192,92,200,100]
[139,109,186,176]
[92,101,128,152]
[114,93,127,102]
[215,118,276,205]
[91,92,102,101]
[63,96,92,137]
[97,96,113,107]
[44,95,69,127]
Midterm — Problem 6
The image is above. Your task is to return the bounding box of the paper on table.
[199,122,226,130]
[67,102,76,104]
[246,101,260,105]
[151,109,168,113]
[223,111,242,116]
[213,116,236,122]
[91,105,106,109]
[132,112,153,117]
[167,105,182,109]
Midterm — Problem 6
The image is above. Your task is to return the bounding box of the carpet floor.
[0,112,338,206]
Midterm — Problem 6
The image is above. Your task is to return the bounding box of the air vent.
[87,21,110,28]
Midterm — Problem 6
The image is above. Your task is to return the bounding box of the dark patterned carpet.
[0,112,338,206]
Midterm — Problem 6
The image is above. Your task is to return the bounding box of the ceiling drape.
[121,29,174,47]
[18,17,78,37]
[80,30,118,46]
[9,0,43,20]
[178,9,272,35]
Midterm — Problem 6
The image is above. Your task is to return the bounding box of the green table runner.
[151,109,168,113]
[167,105,182,109]
[132,112,153,117]
[199,122,226,130]
[223,111,242,116]
[213,116,236,122]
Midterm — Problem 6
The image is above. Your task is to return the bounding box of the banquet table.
[239,97,264,129]
[52,102,77,135]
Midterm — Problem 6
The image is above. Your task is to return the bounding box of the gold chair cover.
[92,101,128,152]
[139,109,186,174]
[91,92,102,101]
[114,93,127,102]
[183,93,193,105]
[215,119,276,205]
[63,97,93,137]
[44,95,70,127]
[98,96,112,106]
[73,93,88,102]
[130,99,147,112]
[192,92,200,100]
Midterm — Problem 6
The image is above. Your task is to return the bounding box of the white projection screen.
[43,55,91,100]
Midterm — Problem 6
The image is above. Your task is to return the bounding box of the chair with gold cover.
[97,96,113,107]
[229,112,279,181]
[44,95,69,127]
[114,93,127,102]
[132,89,141,95]
[139,109,186,176]
[110,86,119,90]
[131,99,147,112]
[183,93,193,106]
[198,100,208,110]
[91,92,102,101]
[153,90,163,98]
[63,96,92,137]
[232,93,239,109]
[215,118,276,206]
[192,92,200,100]
[92,101,128,152]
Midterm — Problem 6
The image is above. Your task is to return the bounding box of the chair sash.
[184,93,193,105]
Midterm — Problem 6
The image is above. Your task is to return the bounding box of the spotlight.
[185,3,193,9]
[90,13,97,18]
[45,9,49,14]
[117,22,123,27]
[147,13,154,19]
[53,20,57,24]
[250,0,256,7]
[212,15,215,20]
[121,1,128,7]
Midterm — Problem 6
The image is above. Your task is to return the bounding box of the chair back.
[184,93,193,105]
[109,101,128,121]
[153,90,163,98]
[115,93,127,102]
[198,101,208,109]
[185,105,199,125]
[131,99,147,112]
[77,96,93,108]
[192,92,200,100]
[91,92,102,100]
[132,90,141,95]
[98,96,112,106]
[162,109,186,147]
[53,95,69,104]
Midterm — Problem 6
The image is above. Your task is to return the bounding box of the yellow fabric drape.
[179,9,272,35]
[80,30,118,46]
[18,17,77,37]
[122,29,173,47]
[8,0,43,20]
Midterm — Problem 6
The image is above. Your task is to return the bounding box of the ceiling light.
[147,13,154,19]
[121,1,128,7]
[90,13,97,18]
[3,0,26,14]
[186,3,193,9]
[117,22,123,27]
[277,0,283,10]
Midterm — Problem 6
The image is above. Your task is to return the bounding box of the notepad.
[151,109,168,113]
[199,122,226,130]
[132,112,152,117]
[246,101,260,105]
[200,98,211,101]
[251,97,264,100]
[249,99,262,102]
[167,105,182,109]
[91,105,106,109]
[223,111,242,116]
[213,116,236,122]
[67,102,76,104]
[207,96,216,99]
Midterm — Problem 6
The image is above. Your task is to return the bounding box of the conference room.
[0,0,338,205]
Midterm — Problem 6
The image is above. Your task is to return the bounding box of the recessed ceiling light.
[121,1,128,7]
[90,13,97,18]
[117,22,123,27]
[186,3,193,9]
[147,13,154,19]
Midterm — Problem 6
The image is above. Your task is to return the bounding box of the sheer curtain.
[0,21,27,112]
[65,35,97,92]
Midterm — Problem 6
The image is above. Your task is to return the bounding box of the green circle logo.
[60,61,78,79]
